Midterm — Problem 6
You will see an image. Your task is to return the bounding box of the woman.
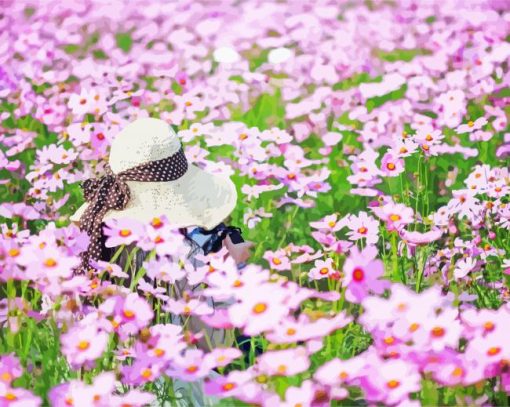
[70,117,253,405]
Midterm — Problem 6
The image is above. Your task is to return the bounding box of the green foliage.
[116,33,133,53]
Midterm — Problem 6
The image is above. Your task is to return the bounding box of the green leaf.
[116,33,133,53]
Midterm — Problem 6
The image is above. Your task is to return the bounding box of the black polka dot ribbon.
[77,147,188,273]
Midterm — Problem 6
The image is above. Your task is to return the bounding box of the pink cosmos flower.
[204,370,253,399]
[292,248,324,264]
[465,330,510,371]
[461,308,510,339]
[414,308,462,352]
[49,380,93,407]
[399,228,443,245]
[372,202,414,231]
[257,347,310,377]
[456,117,488,134]
[0,382,41,407]
[101,293,154,338]
[314,355,366,386]
[204,348,243,370]
[139,225,189,257]
[68,88,95,117]
[309,213,345,233]
[163,298,214,317]
[121,358,165,385]
[308,258,338,280]
[37,144,78,165]
[103,218,145,248]
[361,357,421,405]
[142,330,186,362]
[91,260,128,279]
[266,312,352,344]
[241,183,284,201]
[263,249,292,271]
[200,309,234,330]
[0,203,39,220]
[144,257,187,284]
[0,355,22,386]
[343,246,389,303]
[228,283,289,335]
[380,152,405,177]
[280,380,321,407]
[204,265,269,302]
[109,389,156,407]
[453,257,477,279]
[243,207,272,229]
[345,211,379,245]
[61,323,109,368]
[0,150,20,173]
[18,244,80,281]
[311,231,338,252]
[166,349,212,382]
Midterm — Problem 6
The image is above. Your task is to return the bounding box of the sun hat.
[71,117,238,269]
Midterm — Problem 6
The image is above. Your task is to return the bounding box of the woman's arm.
[223,234,254,265]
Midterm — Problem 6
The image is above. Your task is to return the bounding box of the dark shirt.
[98,222,112,262]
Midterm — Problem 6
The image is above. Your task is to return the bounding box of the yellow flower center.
[431,326,445,338]
[384,336,395,345]
[252,303,268,314]
[386,380,400,389]
[484,321,495,332]
[8,248,19,257]
[409,322,420,332]
[141,368,152,379]
[77,340,90,351]
[452,367,464,377]
[222,382,236,391]
[0,372,12,382]
[4,392,16,401]
[119,229,132,237]
[151,217,163,228]
[44,258,57,267]
[487,347,501,356]
[352,268,364,282]
[123,309,135,319]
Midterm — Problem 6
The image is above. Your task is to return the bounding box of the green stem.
[391,232,401,283]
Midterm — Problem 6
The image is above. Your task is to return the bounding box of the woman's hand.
[224,234,254,265]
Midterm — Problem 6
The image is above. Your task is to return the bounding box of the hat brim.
[70,164,238,230]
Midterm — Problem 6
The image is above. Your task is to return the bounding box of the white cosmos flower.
[268,47,293,64]
[213,46,241,64]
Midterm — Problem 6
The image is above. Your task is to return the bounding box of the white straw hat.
[70,118,237,230]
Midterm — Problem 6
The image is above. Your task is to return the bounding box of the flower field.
[1,0,510,406]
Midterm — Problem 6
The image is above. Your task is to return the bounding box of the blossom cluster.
[0,0,509,405]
